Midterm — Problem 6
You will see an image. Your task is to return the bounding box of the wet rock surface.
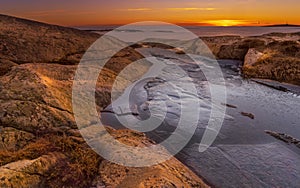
[240,112,255,119]
[265,130,300,148]
[251,78,300,95]
[101,46,300,187]
[181,143,300,188]
[130,33,300,85]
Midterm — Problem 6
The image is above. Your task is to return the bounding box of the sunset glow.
[204,20,252,27]
[1,0,300,26]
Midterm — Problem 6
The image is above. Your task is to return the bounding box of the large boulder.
[216,38,266,60]
[202,33,300,85]
[244,48,264,66]
[242,40,300,85]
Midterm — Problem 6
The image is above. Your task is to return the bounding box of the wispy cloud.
[114,7,217,12]
[25,10,96,17]
[117,8,152,11]
[26,10,66,16]
[167,7,216,11]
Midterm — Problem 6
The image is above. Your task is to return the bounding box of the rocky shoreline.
[100,45,300,187]
[0,14,299,187]
[0,14,208,187]
[201,33,300,85]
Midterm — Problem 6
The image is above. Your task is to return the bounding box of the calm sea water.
[76,25,300,37]
[99,47,300,187]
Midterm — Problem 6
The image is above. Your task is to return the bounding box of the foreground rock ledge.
[0,62,208,187]
[0,128,208,188]
[0,14,208,187]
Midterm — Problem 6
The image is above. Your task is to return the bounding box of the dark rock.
[265,130,300,146]
[221,103,237,108]
[240,112,255,119]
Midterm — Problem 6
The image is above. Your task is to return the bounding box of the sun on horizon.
[1,0,300,26]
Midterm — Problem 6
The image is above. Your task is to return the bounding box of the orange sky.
[1,0,300,26]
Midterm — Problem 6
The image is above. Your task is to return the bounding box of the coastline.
[0,14,209,187]
[1,14,300,187]
[100,44,300,187]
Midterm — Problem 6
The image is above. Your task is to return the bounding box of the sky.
[1,0,300,26]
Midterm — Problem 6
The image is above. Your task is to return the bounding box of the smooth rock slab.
[182,142,300,188]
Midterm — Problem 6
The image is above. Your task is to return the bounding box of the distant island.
[263,24,300,27]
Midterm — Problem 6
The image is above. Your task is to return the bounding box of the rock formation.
[202,33,300,85]
[0,14,208,187]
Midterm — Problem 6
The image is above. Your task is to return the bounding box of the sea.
[76,25,300,37]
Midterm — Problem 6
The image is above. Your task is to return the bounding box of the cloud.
[167,7,216,11]
[26,10,66,17]
[116,7,216,12]
[25,10,96,17]
[117,8,152,11]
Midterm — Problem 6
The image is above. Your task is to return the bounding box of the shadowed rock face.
[0,15,208,187]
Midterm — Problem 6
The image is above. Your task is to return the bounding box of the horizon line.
[2,13,300,28]
[72,23,300,28]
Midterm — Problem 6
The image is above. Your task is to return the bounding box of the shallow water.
[100,48,300,187]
